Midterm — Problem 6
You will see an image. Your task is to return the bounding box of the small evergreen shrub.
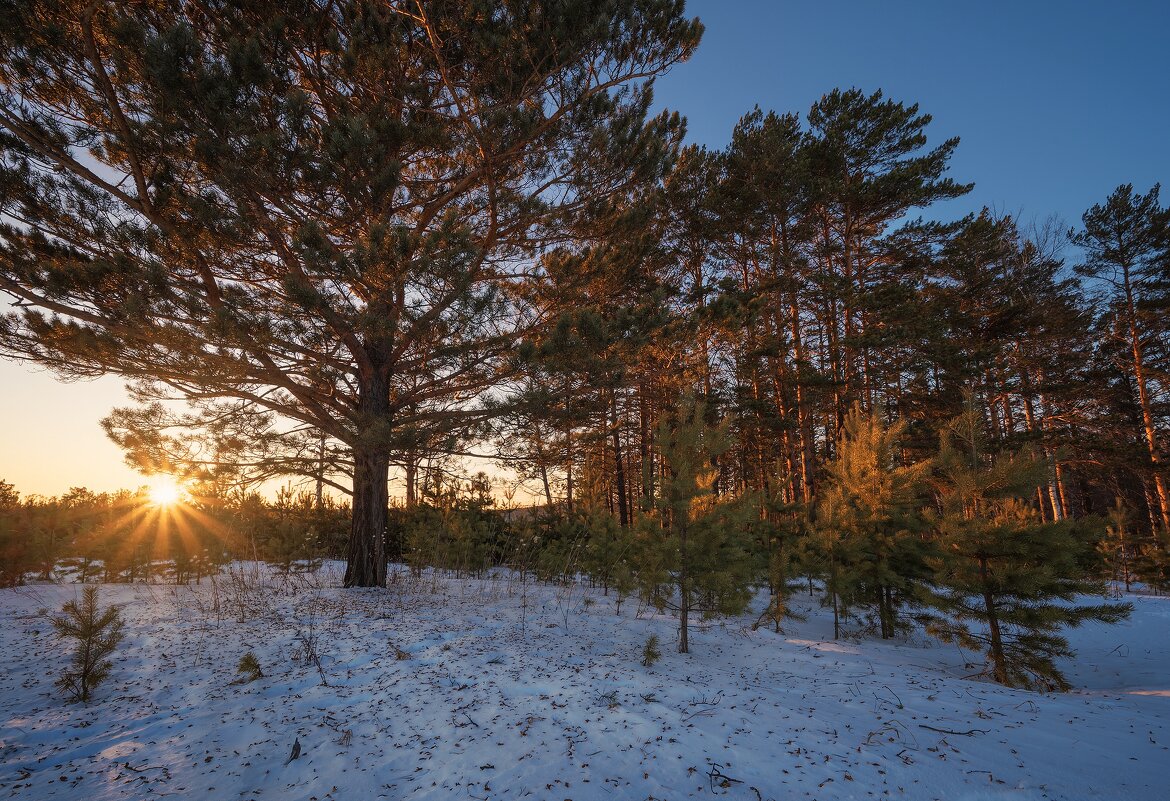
[641,634,661,667]
[50,586,125,702]
[235,651,264,683]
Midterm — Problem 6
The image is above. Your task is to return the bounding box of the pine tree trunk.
[979,558,1008,685]
[345,356,392,587]
[879,585,894,639]
[315,433,326,508]
[1127,329,1165,523]
[640,379,654,509]
[611,389,630,527]
[1123,264,1170,529]
[564,400,575,515]
[539,461,553,509]
[345,448,390,587]
[830,554,841,640]
[678,519,689,654]
[1055,459,1071,520]
[405,453,417,509]
[625,411,637,527]
[777,220,814,502]
[831,584,840,641]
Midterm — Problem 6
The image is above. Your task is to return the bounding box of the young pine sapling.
[51,586,125,702]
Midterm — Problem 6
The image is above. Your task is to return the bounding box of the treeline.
[408,88,1170,688]
[0,479,350,586]
[401,399,1160,691]
[2,83,1166,689]
[482,90,1169,565]
[5,4,1163,591]
[458,90,1170,565]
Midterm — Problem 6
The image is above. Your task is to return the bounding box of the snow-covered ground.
[1,564,1167,800]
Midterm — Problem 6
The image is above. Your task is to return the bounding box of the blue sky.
[655,0,1169,232]
[2,1,1167,496]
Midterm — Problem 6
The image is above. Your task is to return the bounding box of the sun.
[147,478,185,507]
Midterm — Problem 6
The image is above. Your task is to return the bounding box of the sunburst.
[147,477,186,507]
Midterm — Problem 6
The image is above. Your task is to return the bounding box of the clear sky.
[2,0,1167,497]
[654,0,1169,229]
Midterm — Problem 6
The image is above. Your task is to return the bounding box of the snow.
[1,565,1167,800]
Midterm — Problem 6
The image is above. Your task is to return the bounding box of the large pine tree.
[0,0,701,585]
[1072,185,1170,531]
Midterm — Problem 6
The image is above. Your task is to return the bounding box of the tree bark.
[678,521,689,654]
[539,461,554,509]
[405,451,418,510]
[1123,265,1170,529]
[640,378,654,510]
[345,448,390,587]
[345,369,392,587]
[979,557,1007,685]
[564,383,575,515]
[790,296,815,503]
[611,389,630,528]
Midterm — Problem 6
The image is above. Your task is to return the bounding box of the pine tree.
[811,484,855,641]
[925,409,1131,691]
[814,405,931,639]
[1098,500,1135,592]
[804,89,971,429]
[918,212,1092,520]
[261,486,324,574]
[1072,185,1170,530]
[235,651,264,684]
[51,586,126,702]
[715,108,813,504]
[750,487,809,633]
[0,0,701,586]
[505,308,631,514]
[1132,526,1170,594]
[0,480,25,587]
[636,395,754,653]
[581,506,635,596]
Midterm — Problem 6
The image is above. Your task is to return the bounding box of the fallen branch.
[683,691,724,721]
[122,761,169,774]
[706,761,744,792]
[919,724,988,736]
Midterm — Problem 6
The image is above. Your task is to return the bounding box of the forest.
[0,2,1167,694]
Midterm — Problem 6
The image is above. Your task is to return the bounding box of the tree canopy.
[0,0,701,585]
